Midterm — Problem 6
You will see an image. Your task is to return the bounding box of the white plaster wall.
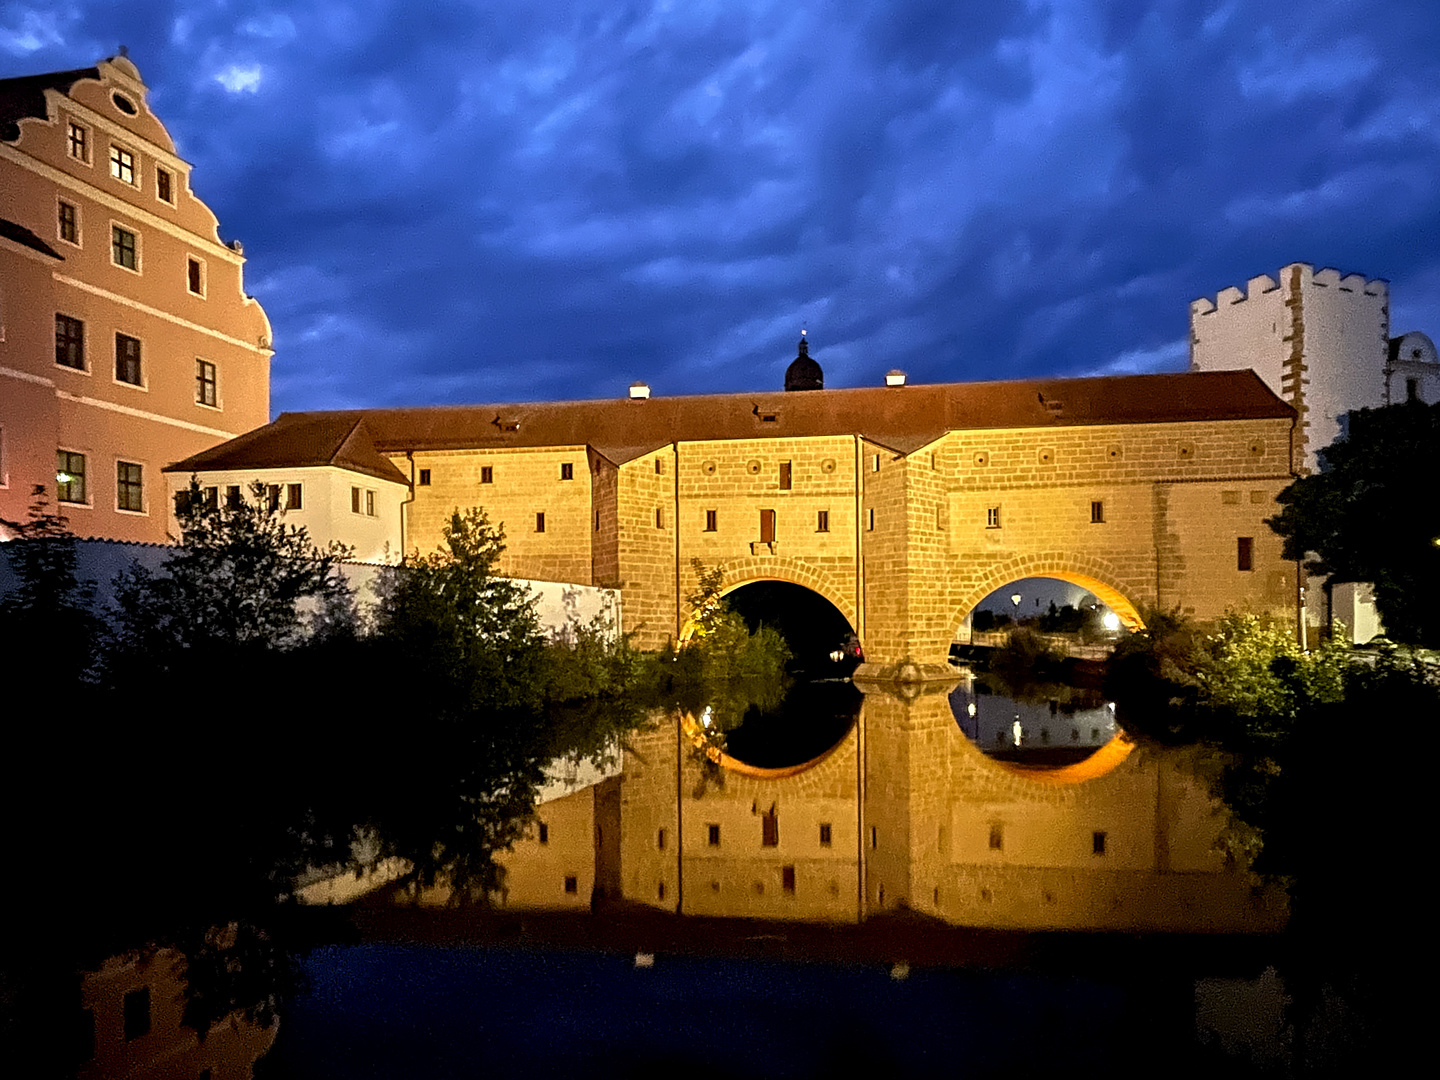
[165,464,407,563]
[1299,269,1387,466]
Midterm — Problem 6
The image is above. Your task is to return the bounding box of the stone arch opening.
[948,569,1143,783]
[680,574,862,774]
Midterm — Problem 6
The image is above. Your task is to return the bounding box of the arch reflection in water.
[948,669,1117,767]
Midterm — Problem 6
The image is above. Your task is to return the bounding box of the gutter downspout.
[402,451,415,562]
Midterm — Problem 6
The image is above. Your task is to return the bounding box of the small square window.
[67,121,88,161]
[989,824,1004,851]
[117,461,143,512]
[1092,831,1107,856]
[816,509,829,533]
[481,466,493,484]
[560,462,574,480]
[366,490,376,516]
[156,167,173,204]
[564,875,577,894]
[55,314,85,369]
[535,511,546,533]
[707,824,720,847]
[986,506,1001,529]
[418,469,431,486]
[1090,500,1104,524]
[195,360,217,406]
[704,509,717,532]
[1237,537,1254,572]
[58,201,78,244]
[111,225,138,270]
[538,822,549,844]
[287,483,302,510]
[779,461,792,490]
[122,987,150,1041]
[187,258,204,295]
[56,450,86,504]
[115,333,141,385]
[109,145,135,185]
[819,823,832,847]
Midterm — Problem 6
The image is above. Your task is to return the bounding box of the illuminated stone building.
[0,53,272,541]
[170,352,1300,671]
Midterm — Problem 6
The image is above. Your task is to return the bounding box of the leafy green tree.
[1267,400,1440,646]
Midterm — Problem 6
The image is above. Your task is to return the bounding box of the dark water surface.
[257,943,1183,1079]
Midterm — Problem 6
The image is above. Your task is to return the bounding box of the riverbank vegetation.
[0,489,783,1057]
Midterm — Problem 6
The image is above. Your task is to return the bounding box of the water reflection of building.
[465,685,1284,933]
[79,948,276,1080]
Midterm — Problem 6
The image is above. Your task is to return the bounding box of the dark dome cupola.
[784,331,823,392]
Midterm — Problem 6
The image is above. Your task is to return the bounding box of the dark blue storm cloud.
[5,0,1440,413]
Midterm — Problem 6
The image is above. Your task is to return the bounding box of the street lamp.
[1010,593,1022,608]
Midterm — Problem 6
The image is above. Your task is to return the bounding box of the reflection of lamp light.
[1010,593,1022,608]
[967,702,977,718]
[1102,611,1120,632]
[700,705,713,728]
[1012,718,1022,745]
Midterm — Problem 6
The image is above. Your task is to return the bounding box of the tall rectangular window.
[287,483,303,510]
[536,511,546,533]
[55,314,85,369]
[761,805,779,847]
[781,866,795,893]
[655,458,664,475]
[111,225,137,270]
[418,469,431,486]
[67,121,87,161]
[779,461,792,490]
[867,508,875,531]
[156,167,173,204]
[226,485,241,509]
[989,824,1004,851]
[481,466,493,484]
[196,360,217,406]
[819,823,832,847]
[759,508,776,544]
[816,509,829,533]
[351,486,361,514]
[560,462,574,480]
[57,450,86,504]
[986,506,1001,529]
[187,258,204,295]
[109,145,135,185]
[366,490,376,516]
[1090,500,1104,524]
[267,484,281,512]
[1237,537,1254,572]
[704,509,717,532]
[58,201,78,244]
[1092,831,1107,856]
[707,824,720,847]
[116,462,143,512]
[655,507,664,529]
[115,333,141,385]
[122,987,150,1041]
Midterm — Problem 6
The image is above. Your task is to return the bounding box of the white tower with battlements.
[1189,263,1390,473]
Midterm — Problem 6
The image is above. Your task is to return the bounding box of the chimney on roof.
[885,370,906,387]
[629,382,651,400]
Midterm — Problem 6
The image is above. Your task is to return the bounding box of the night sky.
[6,2,1440,417]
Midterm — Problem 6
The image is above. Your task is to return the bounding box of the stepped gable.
[194,370,1291,471]
[166,414,409,485]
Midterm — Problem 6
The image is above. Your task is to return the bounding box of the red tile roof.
[167,370,1292,475]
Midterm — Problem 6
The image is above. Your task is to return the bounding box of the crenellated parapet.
[1191,263,1387,320]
